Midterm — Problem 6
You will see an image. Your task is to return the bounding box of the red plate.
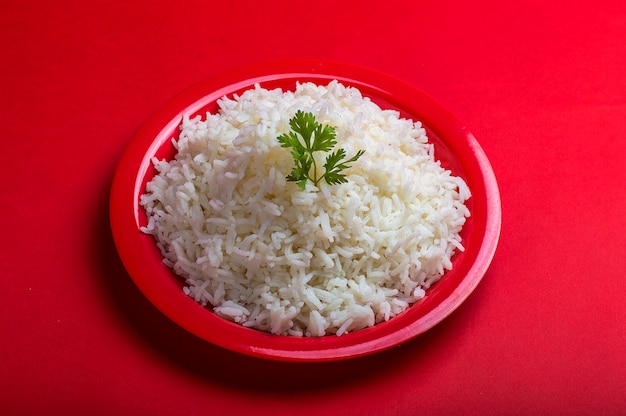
[109,60,501,362]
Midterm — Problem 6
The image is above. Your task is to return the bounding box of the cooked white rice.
[140,80,470,337]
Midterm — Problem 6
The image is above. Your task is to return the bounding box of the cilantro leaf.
[278,111,364,190]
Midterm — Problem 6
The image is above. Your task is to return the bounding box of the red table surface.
[1,0,625,414]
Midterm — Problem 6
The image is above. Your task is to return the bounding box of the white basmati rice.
[140,81,471,337]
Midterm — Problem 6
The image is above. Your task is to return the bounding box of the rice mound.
[140,81,471,337]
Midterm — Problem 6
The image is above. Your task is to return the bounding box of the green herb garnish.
[277,110,365,191]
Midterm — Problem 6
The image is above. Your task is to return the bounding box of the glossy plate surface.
[109,60,501,362]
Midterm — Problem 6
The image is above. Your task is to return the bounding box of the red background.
[1,0,625,414]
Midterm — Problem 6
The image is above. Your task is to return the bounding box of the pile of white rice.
[140,81,470,337]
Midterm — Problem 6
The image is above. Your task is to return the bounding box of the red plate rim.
[109,60,501,362]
